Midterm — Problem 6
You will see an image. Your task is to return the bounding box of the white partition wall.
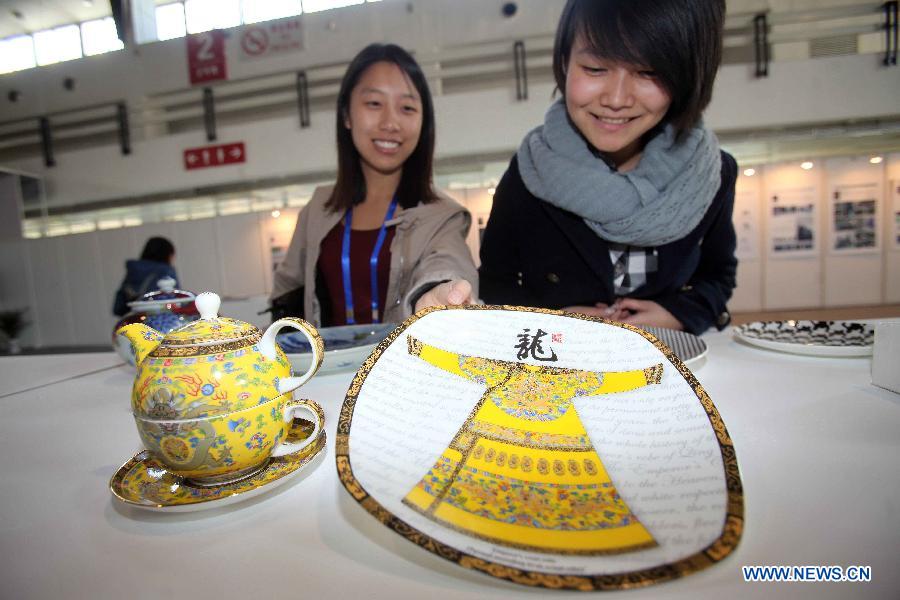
[0,239,37,348]
[59,233,108,346]
[887,154,900,303]
[171,217,224,296]
[3,152,900,350]
[0,174,23,240]
[731,171,764,312]
[258,207,301,292]
[94,227,134,336]
[761,162,824,310]
[26,237,77,347]
[823,157,885,306]
[130,222,176,247]
[444,187,495,269]
[0,207,297,348]
[215,212,269,299]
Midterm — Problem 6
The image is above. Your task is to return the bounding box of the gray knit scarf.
[517,99,721,247]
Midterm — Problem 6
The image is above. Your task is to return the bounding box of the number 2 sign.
[187,31,227,85]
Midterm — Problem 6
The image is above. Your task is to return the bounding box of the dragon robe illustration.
[402,335,664,555]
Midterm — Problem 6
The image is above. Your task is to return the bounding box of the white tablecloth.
[0,352,123,398]
[0,331,897,599]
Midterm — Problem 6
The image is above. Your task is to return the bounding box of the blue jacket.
[478,152,738,335]
[112,259,178,316]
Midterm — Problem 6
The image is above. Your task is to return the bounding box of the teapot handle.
[270,398,325,458]
[259,317,324,396]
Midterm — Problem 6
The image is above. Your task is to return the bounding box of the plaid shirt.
[608,244,659,295]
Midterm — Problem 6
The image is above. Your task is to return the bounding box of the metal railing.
[0,2,893,167]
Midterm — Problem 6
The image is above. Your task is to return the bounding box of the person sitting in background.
[270,43,477,327]
[478,0,737,335]
[112,236,178,316]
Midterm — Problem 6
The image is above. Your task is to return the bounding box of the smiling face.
[343,61,423,180]
[564,37,672,171]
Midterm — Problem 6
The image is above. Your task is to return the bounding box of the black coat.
[478,152,738,335]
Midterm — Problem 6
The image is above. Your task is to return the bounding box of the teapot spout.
[116,323,164,365]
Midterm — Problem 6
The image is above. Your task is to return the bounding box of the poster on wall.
[830,183,879,254]
[768,187,818,258]
[734,189,760,260]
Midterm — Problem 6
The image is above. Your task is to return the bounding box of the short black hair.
[553,0,725,138]
[140,237,175,264]
[327,43,438,212]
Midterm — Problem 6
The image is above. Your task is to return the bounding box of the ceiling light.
[487,187,496,196]
[743,168,756,177]
[82,0,94,7]
[869,156,883,164]
[271,210,281,218]
[800,161,814,170]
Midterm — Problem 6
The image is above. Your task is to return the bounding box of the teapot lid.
[152,292,259,356]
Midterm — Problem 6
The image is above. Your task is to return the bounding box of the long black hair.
[553,0,725,138]
[139,237,175,264]
[327,43,438,212]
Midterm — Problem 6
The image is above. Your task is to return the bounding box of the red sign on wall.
[184,142,246,170]
[239,18,304,59]
[187,31,227,85]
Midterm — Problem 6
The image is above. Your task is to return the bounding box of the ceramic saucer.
[642,326,708,365]
[110,414,326,512]
[280,323,395,375]
[733,320,874,357]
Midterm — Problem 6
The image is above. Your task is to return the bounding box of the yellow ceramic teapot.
[116,292,324,485]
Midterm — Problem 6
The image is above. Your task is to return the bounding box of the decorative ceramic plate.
[110,412,326,512]
[733,320,874,357]
[279,323,395,375]
[642,327,708,365]
[336,306,743,591]
[126,286,197,314]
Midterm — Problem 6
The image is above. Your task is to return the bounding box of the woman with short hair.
[479,0,736,334]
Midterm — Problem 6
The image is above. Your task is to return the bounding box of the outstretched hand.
[615,298,683,329]
[415,279,473,312]
[562,304,615,318]
[564,299,683,330]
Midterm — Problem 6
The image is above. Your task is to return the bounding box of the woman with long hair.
[479,0,736,334]
[271,43,477,326]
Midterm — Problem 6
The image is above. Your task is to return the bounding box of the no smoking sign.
[241,27,269,56]
[239,19,303,59]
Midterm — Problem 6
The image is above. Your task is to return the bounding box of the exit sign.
[184,142,246,170]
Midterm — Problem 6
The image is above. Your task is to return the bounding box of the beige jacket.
[271,185,479,326]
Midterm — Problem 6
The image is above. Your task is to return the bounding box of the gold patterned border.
[150,333,262,357]
[164,318,259,346]
[335,304,744,591]
[111,427,327,509]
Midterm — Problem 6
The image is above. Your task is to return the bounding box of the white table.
[0,351,123,398]
[0,331,897,599]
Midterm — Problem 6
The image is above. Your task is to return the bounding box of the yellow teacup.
[133,397,322,484]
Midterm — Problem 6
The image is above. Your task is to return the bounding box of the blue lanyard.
[341,196,398,324]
